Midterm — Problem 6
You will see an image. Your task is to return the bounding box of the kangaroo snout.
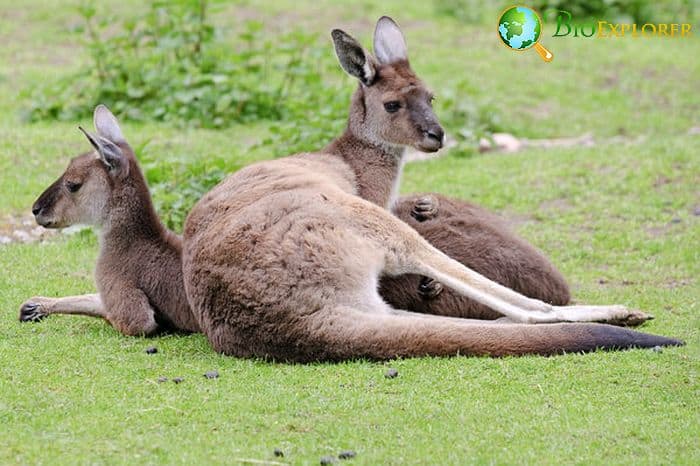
[32,196,54,227]
[419,125,445,152]
[31,181,62,228]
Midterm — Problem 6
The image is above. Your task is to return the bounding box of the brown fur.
[382,194,570,319]
[181,18,680,362]
[322,29,572,319]
[23,108,198,335]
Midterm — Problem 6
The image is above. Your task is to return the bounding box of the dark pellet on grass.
[338,450,356,460]
[273,448,284,457]
[670,217,682,224]
[145,346,158,354]
[385,368,399,379]
[172,377,184,384]
[157,376,168,383]
[204,370,219,379]
[320,456,336,465]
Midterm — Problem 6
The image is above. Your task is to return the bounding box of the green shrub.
[139,142,236,232]
[434,0,698,24]
[534,0,697,24]
[23,0,340,128]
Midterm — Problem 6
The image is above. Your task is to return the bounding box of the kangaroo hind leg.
[361,202,652,326]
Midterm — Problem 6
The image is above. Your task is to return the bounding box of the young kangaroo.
[20,105,199,335]
[381,194,571,320]
[181,17,681,362]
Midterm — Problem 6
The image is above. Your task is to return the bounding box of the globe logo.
[498,6,553,62]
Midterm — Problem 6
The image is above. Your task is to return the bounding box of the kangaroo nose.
[425,126,444,145]
[32,205,42,216]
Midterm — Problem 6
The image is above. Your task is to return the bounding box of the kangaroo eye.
[66,181,82,193]
[383,101,401,113]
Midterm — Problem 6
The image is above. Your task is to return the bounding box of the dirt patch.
[644,219,685,238]
[501,210,538,228]
[645,224,670,238]
[665,278,693,289]
[0,214,55,245]
[0,214,87,245]
[539,198,573,213]
[653,175,673,188]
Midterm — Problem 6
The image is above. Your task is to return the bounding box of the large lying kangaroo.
[181,17,681,362]
[318,16,574,318]
[21,106,199,335]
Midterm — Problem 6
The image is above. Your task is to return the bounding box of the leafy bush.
[23,0,339,128]
[138,143,236,231]
[533,0,696,24]
[434,0,508,24]
[437,82,502,157]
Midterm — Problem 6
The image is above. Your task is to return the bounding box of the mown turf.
[0,1,698,464]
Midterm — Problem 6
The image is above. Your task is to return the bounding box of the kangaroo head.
[33,105,132,228]
[332,16,444,153]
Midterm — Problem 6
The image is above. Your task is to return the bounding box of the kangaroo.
[181,17,682,362]
[381,193,571,320]
[20,105,199,335]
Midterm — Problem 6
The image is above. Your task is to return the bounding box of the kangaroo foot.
[418,276,444,299]
[551,305,653,327]
[411,195,439,222]
[19,300,48,322]
[605,309,654,327]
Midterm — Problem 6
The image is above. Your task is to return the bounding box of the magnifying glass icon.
[498,6,553,62]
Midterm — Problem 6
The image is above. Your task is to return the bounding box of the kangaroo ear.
[93,104,125,143]
[331,29,376,86]
[373,16,408,65]
[79,126,129,178]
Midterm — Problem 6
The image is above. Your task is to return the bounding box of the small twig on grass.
[231,459,289,466]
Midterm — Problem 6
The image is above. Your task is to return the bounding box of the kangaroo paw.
[418,276,444,299]
[552,305,654,327]
[19,301,47,322]
[605,309,654,327]
[411,195,439,222]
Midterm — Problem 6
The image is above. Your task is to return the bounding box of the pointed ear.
[373,16,408,65]
[93,104,125,143]
[78,126,129,178]
[331,29,376,85]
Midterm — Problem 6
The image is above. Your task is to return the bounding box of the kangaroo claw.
[411,195,439,222]
[418,276,444,299]
[19,302,47,322]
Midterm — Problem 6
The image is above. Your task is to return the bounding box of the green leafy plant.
[136,142,237,231]
[436,82,502,157]
[23,0,337,128]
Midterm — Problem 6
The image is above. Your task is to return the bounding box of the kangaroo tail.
[296,308,683,362]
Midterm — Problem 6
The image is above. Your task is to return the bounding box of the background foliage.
[24,1,333,128]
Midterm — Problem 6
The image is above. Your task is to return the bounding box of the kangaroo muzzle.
[418,124,445,152]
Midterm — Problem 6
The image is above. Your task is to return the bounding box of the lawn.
[0,1,698,465]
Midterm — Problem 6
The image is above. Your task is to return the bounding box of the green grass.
[0,1,698,464]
